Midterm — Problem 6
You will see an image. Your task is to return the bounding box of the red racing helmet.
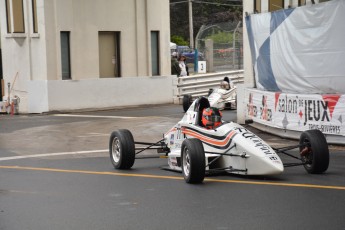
[201,107,222,129]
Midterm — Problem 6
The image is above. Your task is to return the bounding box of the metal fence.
[173,70,244,104]
[195,21,243,72]
[172,21,243,74]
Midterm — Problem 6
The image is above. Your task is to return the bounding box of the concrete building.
[0,0,172,113]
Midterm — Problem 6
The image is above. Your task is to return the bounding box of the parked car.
[181,50,204,64]
[176,45,190,54]
[214,47,242,59]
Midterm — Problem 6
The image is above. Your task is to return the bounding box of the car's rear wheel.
[183,95,192,112]
[109,129,135,169]
[232,95,237,110]
[181,138,205,183]
[299,129,329,174]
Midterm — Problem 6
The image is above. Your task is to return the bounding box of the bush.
[171,35,189,46]
[206,31,233,44]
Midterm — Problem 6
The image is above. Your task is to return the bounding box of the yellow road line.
[0,166,183,180]
[203,178,345,190]
[1,165,345,190]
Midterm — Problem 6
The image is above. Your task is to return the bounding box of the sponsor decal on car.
[181,127,237,149]
[168,157,178,166]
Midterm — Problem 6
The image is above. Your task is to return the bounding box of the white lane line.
[77,133,109,138]
[0,149,108,161]
[52,114,138,119]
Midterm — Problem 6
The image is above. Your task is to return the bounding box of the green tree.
[206,31,233,44]
[171,35,189,46]
[170,0,242,42]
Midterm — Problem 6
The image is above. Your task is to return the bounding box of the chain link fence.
[191,21,243,73]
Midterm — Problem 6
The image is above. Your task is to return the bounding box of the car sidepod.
[230,126,284,175]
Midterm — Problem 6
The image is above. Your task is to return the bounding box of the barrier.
[173,70,244,104]
[244,88,345,144]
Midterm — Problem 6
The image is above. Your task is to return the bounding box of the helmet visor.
[205,115,221,122]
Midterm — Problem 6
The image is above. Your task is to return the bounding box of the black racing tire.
[181,138,205,184]
[208,88,214,96]
[234,95,237,109]
[109,129,135,169]
[183,95,192,112]
[231,95,237,110]
[299,129,329,174]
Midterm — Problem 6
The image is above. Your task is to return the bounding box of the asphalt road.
[1,104,345,230]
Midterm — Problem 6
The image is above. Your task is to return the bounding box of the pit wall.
[244,88,345,142]
[27,76,174,113]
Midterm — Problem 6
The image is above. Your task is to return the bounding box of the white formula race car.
[109,97,329,184]
[182,77,237,112]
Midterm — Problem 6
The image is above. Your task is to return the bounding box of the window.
[5,0,25,33]
[5,0,12,33]
[60,32,71,80]
[269,0,284,12]
[254,0,261,13]
[0,49,3,78]
[12,0,25,33]
[298,0,306,6]
[0,47,3,79]
[151,31,160,76]
[32,0,38,33]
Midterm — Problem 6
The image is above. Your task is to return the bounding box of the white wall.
[47,0,171,80]
[28,76,174,113]
[0,0,30,110]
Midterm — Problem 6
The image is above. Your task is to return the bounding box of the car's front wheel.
[299,129,329,174]
[181,138,205,184]
[109,129,135,169]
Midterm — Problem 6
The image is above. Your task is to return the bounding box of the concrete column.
[239,1,256,124]
[135,0,147,76]
[205,39,213,73]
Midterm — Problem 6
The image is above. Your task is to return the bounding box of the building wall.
[0,0,172,113]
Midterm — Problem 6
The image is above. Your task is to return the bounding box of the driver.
[220,80,230,90]
[201,107,223,129]
[220,77,234,90]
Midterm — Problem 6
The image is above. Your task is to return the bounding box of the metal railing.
[173,70,244,104]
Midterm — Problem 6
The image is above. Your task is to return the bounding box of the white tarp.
[170,42,177,50]
[246,0,345,94]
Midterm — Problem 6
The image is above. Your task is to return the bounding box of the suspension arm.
[272,144,303,153]
[135,138,165,154]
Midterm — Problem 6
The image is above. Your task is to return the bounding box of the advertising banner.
[245,88,345,136]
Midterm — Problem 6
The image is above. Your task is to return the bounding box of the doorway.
[98,32,121,78]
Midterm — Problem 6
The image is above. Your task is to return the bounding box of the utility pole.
[188,0,194,49]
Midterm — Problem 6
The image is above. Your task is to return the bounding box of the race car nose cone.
[245,155,284,175]
[271,161,284,174]
[265,157,284,175]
